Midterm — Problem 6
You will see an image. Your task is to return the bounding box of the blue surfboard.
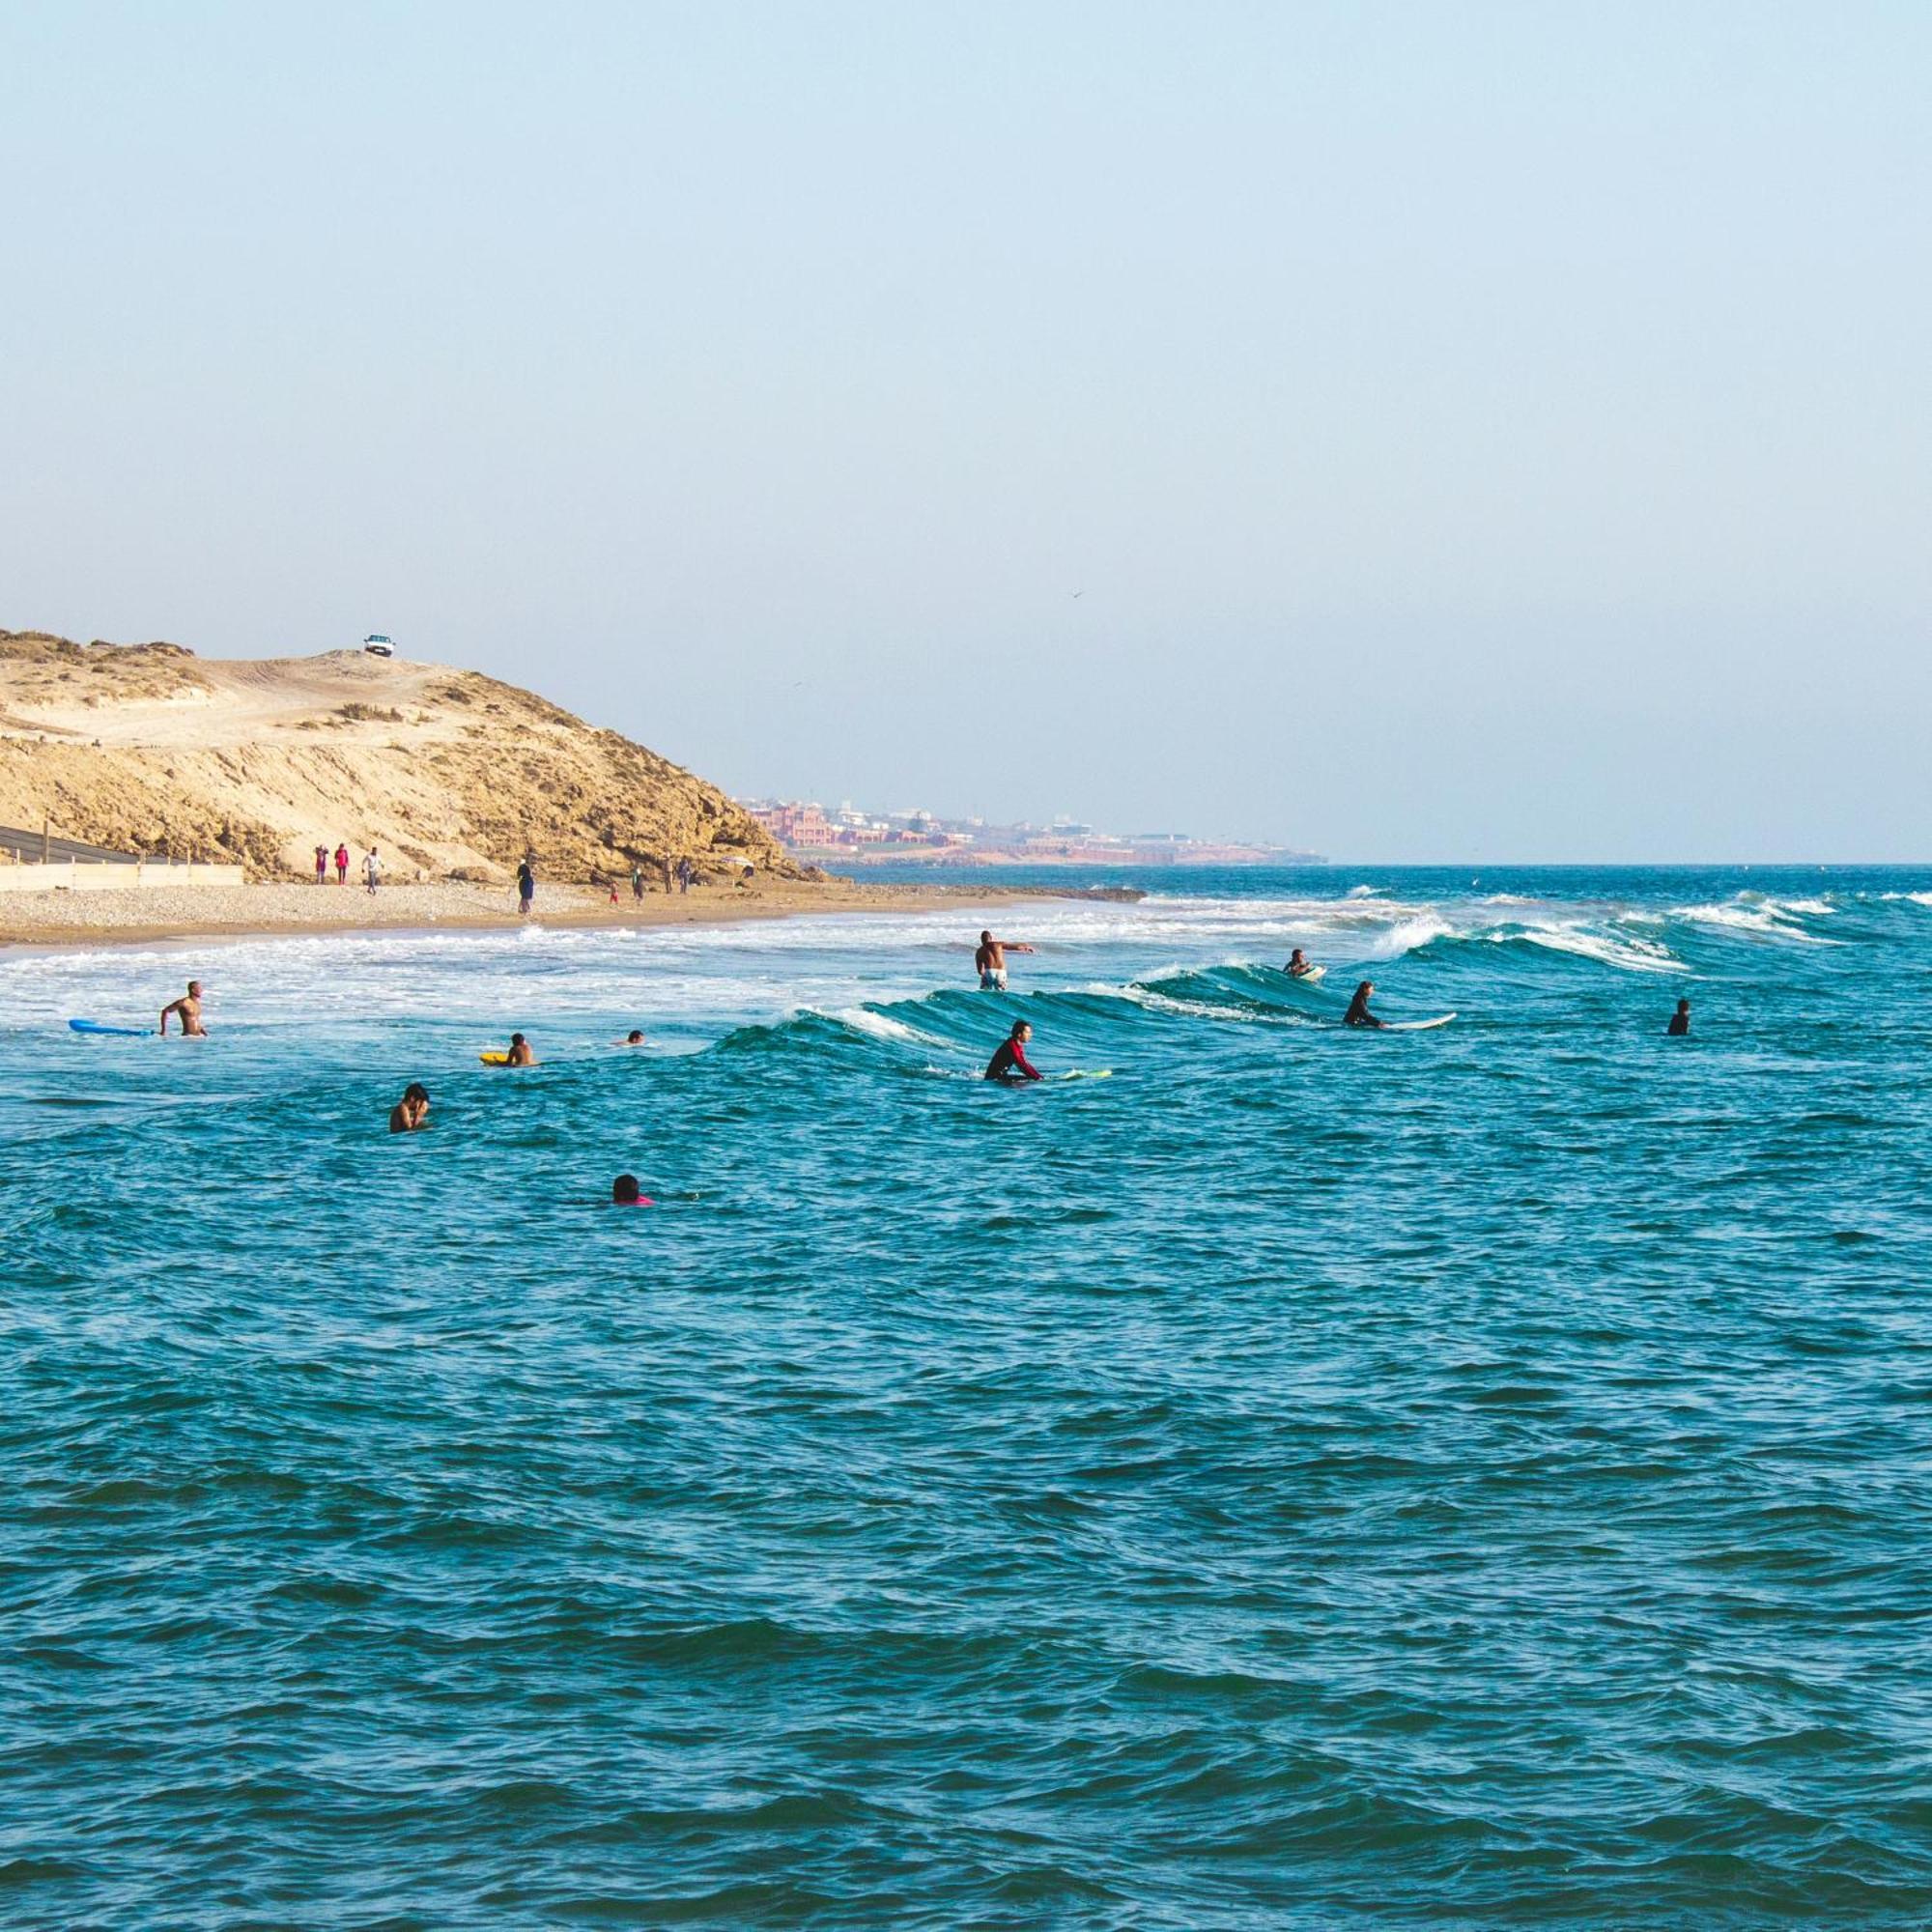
[69,1018,152,1037]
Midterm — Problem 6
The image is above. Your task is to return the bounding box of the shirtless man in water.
[974,930,1036,991]
[159,980,207,1037]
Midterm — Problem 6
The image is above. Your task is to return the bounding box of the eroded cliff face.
[0,632,806,883]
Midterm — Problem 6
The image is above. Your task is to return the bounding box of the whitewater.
[2,864,1928,1928]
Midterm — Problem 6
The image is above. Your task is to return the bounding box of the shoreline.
[0,877,1056,954]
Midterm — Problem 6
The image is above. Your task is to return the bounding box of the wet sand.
[0,876,1037,951]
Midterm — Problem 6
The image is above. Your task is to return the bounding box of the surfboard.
[479,1052,511,1065]
[68,1018,152,1037]
[1285,965,1326,984]
[1383,1013,1457,1032]
[1055,1068,1114,1081]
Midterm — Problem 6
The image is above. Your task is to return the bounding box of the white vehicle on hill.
[362,634,395,658]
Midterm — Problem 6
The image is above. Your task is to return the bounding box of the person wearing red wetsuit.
[984,1019,1043,1083]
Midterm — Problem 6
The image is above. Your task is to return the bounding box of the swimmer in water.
[159,980,206,1037]
[506,1032,536,1065]
[1342,980,1386,1029]
[389,1083,431,1132]
[1667,998,1690,1037]
[974,930,1036,991]
[1286,948,1316,979]
[620,1030,646,1045]
[984,1019,1043,1083]
[611,1173,651,1205]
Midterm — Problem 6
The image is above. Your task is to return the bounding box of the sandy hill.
[0,631,806,884]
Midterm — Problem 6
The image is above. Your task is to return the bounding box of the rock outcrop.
[0,631,806,884]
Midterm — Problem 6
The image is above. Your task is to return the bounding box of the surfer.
[1342,980,1386,1029]
[975,931,1036,991]
[389,1083,431,1132]
[985,1019,1043,1083]
[1286,948,1316,979]
[506,1033,536,1065]
[611,1173,654,1206]
[1667,998,1691,1037]
[620,1029,646,1045]
[158,980,207,1037]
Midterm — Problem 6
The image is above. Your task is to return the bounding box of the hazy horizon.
[4,3,1927,863]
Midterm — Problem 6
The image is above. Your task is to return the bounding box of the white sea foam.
[1508,923,1677,974]
[1674,901,1835,944]
[826,1007,950,1048]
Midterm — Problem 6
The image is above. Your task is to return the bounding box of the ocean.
[3,865,1928,1928]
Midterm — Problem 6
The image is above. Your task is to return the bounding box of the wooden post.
[41,816,51,864]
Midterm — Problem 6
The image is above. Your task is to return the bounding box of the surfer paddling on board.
[505,1033,536,1066]
[1342,980,1387,1030]
[1286,949,1317,979]
[159,980,207,1037]
[975,931,1035,991]
[985,1019,1043,1084]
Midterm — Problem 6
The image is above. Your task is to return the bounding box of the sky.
[2,2,1927,862]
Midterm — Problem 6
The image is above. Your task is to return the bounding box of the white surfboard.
[1383,1013,1456,1032]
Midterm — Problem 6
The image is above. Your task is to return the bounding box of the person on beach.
[985,1019,1043,1084]
[363,848,382,895]
[677,858,691,895]
[975,931,1036,991]
[1342,980,1386,1029]
[314,845,327,885]
[1667,998,1691,1037]
[505,1033,536,1065]
[1286,948,1316,979]
[631,864,644,902]
[517,860,535,917]
[389,1083,431,1132]
[611,1174,654,1206]
[662,855,674,893]
[159,980,207,1037]
[334,842,350,884]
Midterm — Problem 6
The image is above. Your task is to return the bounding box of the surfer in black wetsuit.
[1666,998,1690,1037]
[985,1020,1043,1083]
[1342,980,1385,1029]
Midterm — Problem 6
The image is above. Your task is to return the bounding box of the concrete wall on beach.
[0,861,245,895]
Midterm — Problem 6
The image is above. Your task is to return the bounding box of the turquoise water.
[4,866,1929,1928]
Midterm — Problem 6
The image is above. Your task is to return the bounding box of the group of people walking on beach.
[314,843,382,893]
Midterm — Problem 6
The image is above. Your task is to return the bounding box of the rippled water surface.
[4,866,1930,1928]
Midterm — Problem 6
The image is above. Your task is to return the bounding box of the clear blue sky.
[3,2,1926,860]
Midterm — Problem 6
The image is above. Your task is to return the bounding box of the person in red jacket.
[984,1019,1043,1084]
[333,842,349,884]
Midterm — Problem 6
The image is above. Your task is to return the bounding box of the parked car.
[362,634,395,658]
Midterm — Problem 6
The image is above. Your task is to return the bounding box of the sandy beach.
[0,875,1040,951]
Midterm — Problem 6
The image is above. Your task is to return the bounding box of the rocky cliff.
[0,631,806,884]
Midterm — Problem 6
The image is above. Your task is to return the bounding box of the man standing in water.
[984,1019,1043,1083]
[1342,980,1386,1029]
[1667,998,1691,1037]
[975,930,1036,991]
[159,980,207,1037]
